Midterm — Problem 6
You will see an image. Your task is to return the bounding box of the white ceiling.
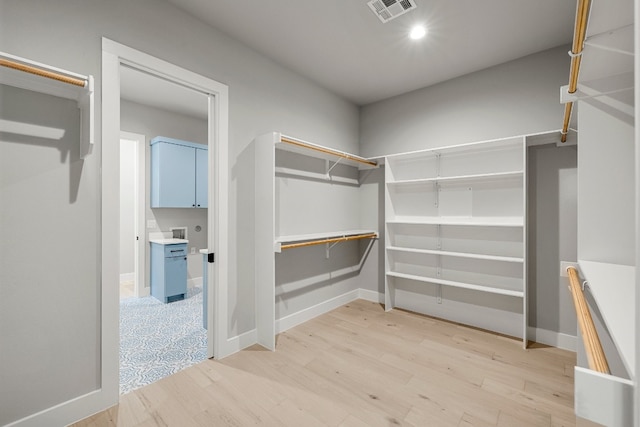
[166,0,576,106]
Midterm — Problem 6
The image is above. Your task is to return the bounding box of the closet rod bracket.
[325,157,343,180]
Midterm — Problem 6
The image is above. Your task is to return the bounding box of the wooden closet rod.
[280,136,378,167]
[561,0,591,143]
[566,266,610,373]
[0,58,86,87]
[280,233,377,250]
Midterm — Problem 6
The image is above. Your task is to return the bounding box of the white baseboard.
[528,326,576,351]
[358,288,384,303]
[119,272,134,283]
[220,328,257,358]
[275,289,361,334]
[187,276,203,288]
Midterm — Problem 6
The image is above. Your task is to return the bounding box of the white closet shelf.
[386,246,523,263]
[584,24,634,56]
[386,170,523,186]
[274,166,359,186]
[386,271,524,298]
[276,134,378,170]
[387,216,523,227]
[385,137,522,161]
[0,51,94,158]
[275,229,377,252]
[578,260,635,376]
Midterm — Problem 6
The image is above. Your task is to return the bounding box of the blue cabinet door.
[150,243,167,301]
[150,242,187,303]
[195,148,208,208]
[151,142,196,208]
[165,253,187,298]
[150,137,207,208]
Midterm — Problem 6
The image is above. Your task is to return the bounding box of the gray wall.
[359,45,572,157]
[0,0,358,423]
[121,100,209,284]
[357,167,385,296]
[358,45,579,341]
[0,85,100,425]
[528,144,578,336]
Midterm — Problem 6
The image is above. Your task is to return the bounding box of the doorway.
[102,38,230,404]
[118,68,211,393]
[119,131,146,299]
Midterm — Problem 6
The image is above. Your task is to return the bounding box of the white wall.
[119,139,136,277]
[121,100,209,284]
[0,0,359,424]
[359,45,572,157]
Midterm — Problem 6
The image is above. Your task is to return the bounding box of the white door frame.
[102,38,230,405]
[120,131,147,298]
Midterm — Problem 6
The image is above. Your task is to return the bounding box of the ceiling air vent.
[367,0,417,23]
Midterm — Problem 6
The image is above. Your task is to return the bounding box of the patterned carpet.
[119,286,207,394]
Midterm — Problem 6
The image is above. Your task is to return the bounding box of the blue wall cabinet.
[150,242,187,303]
[195,147,208,208]
[150,136,208,208]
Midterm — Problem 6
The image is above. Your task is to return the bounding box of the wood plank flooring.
[73,300,576,426]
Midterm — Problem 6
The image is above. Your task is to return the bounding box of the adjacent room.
[0,0,637,426]
[118,66,210,394]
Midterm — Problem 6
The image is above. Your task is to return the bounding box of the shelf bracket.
[434,153,441,209]
[325,157,343,180]
[436,253,442,304]
[326,239,342,259]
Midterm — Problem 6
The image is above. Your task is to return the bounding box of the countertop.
[149,238,189,245]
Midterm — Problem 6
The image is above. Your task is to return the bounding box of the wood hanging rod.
[561,0,591,143]
[280,233,377,250]
[280,136,378,167]
[566,266,610,374]
[0,58,86,87]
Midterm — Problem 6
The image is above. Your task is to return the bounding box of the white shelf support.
[325,157,343,180]
[79,75,95,158]
[436,253,442,304]
[325,240,341,259]
[561,82,634,104]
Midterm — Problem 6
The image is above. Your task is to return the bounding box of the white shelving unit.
[384,136,528,345]
[254,132,378,350]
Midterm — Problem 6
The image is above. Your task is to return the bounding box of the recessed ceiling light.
[409,25,427,40]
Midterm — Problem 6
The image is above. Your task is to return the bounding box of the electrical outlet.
[190,247,196,254]
[147,219,157,229]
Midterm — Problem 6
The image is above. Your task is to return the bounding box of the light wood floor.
[74,300,576,426]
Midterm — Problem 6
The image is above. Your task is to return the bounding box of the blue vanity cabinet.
[150,136,208,208]
[150,242,187,303]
